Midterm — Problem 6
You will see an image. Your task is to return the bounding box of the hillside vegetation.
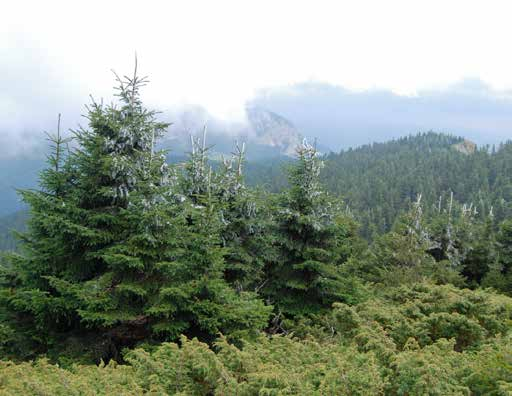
[0,70,511,394]
[1,283,511,395]
[322,133,512,237]
[4,133,512,249]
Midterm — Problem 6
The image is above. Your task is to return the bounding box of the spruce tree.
[1,64,173,359]
[426,197,479,268]
[0,65,270,361]
[484,219,512,294]
[372,195,435,270]
[264,140,360,318]
[460,217,495,286]
[169,131,272,343]
[216,143,276,291]
[497,219,512,275]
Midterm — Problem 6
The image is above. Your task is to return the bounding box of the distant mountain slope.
[161,106,305,161]
[0,158,43,216]
[321,132,512,236]
[0,210,28,251]
[245,107,302,156]
[247,132,512,237]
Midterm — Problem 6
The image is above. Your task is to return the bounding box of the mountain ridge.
[160,106,305,161]
[3,132,512,251]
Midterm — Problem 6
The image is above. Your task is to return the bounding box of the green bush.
[1,283,511,395]
[333,283,512,353]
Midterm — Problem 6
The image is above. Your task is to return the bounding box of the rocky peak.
[452,139,477,155]
[246,107,302,156]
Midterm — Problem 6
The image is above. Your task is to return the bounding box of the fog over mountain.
[3,76,512,160]
[249,79,512,151]
[158,105,303,160]
[3,1,512,159]
[0,36,88,158]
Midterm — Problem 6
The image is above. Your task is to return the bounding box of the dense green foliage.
[322,133,512,238]
[1,70,511,394]
[0,283,511,395]
[0,71,271,361]
[264,142,364,319]
[243,132,512,239]
[5,133,512,250]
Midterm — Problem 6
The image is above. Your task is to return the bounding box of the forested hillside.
[1,71,511,394]
[322,133,512,237]
[242,132,512,239]
[5,133,512,249]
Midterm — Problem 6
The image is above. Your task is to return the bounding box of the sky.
[2,0,512,156]
[250,79,512,149]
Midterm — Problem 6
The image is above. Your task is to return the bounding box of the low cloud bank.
[3,68,512,159]
[249,79,512,150]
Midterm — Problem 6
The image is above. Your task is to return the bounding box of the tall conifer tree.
[264,140,359,318]
[216,143,276,291]
[0,64,270,361]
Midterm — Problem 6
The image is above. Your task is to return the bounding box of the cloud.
[0,35,87,158]
[4,1,512,157]
[2,34,512,159]
[248,79,512,150]
[4,74,512,160]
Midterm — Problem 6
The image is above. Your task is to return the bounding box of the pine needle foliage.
[264,140,363,318]
[0,65,270,361]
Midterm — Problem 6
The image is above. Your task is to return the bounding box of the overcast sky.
[3,0,512,156]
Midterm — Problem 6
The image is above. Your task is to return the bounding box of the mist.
[3,40,512,158]
[249,79,512,151]
[4,1,512,158]
[4,75,512,161]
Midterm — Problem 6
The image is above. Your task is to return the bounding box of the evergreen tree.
[264,140,360,318]
[484,219,512,294]
[0,65,172,359]
[460,217,495,286]
[373,196,435,269]
[362,195,467,287]
[365,196,437,283]
[0,66,270,361]
[426,195,475,267]
[497,219,512,276]
[216,143,276,291]
[170,131,272,343]
[425,196,496,286]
